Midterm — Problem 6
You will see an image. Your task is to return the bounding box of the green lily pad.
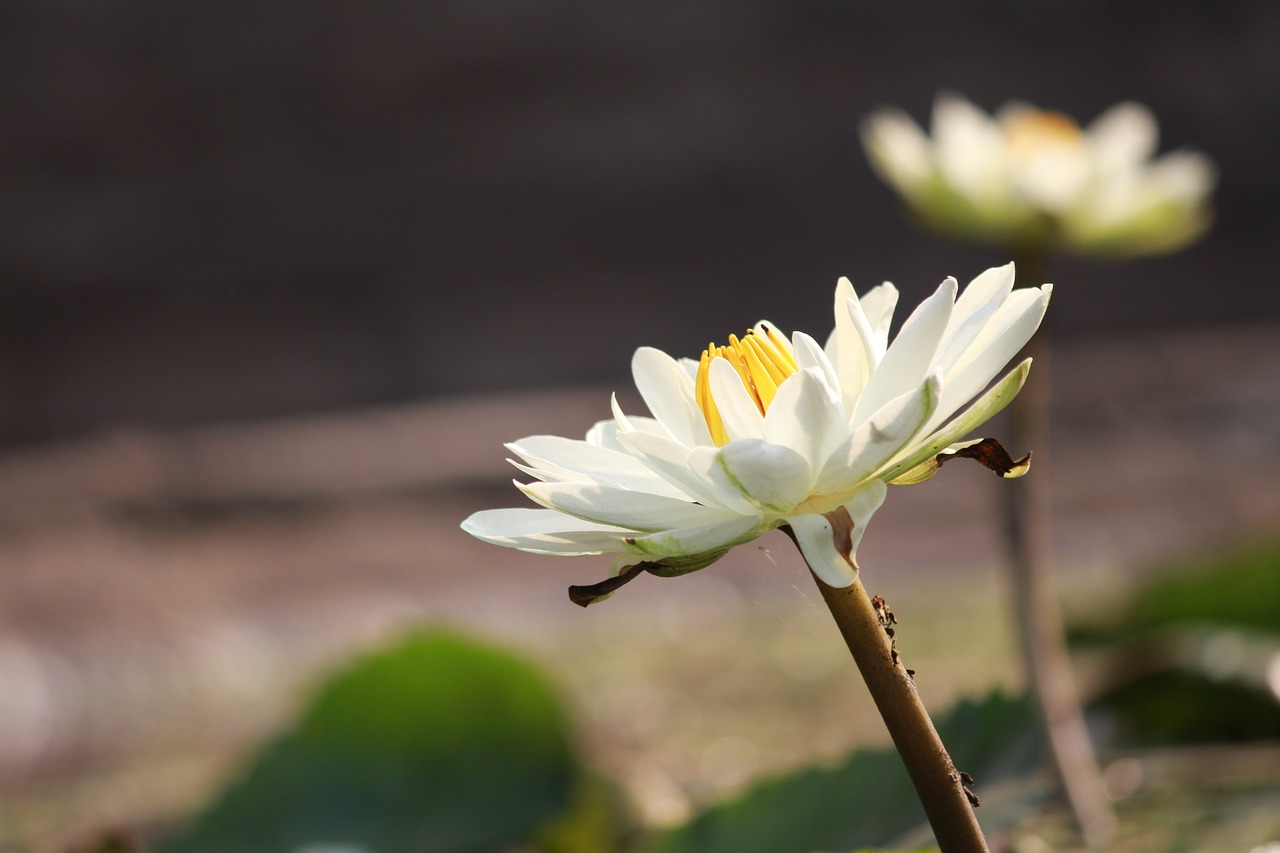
[158,630,605,853]
[644,691,1044,853]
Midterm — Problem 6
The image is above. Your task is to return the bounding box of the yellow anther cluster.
[1004,110,1083,159]
[694,324,797,446]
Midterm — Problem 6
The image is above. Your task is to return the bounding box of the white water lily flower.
[862,94,1216,258]
[462,264,1050,602]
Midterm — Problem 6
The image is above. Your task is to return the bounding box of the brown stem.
[813,572,991,853]
[1004,250,1116,848]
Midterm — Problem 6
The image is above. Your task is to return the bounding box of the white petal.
[853,277,955,426]
[508,435,688,498]
[858,282,899,358]
[1147,150,1217,201]
[763,368,846,475]
[826,277,878,413]
[632,347,713,447]
[814,372,940,495]
[509,460,579,484]
[930,284,1050,432]
[519,479,735,532]
[785,482,888,587]
[936,263,1016,371]
[792,331,843,403]
[709,356,766,442]
[861,109,932,192]
[1086,101,1158,173]
[880,359,1031,483]
[933,93,1006,200]
[461,508,629,556]
[586,415,666,451]
[698,439,811,514]
[627,515,770,559]
[617,428,760,514]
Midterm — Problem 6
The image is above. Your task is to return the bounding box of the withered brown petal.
[567,561,649,607]
[938,437,1032,477]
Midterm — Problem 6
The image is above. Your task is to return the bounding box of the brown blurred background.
[1,1,1277,445]
[2,2,1280,848]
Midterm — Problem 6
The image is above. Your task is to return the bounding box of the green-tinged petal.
[508,435,689,498]
[814,372,940,495]
[632,346,713,448]
[519,479,736,533]
[460,508,630,556]
[626,515,770,560]
[708,356,766,442]
[879,359,1031,484]
[852,276,955,426]
[697,439,811,514]
[786,482,887,587]
[617,428,760,515]
[763,368,846,476]
[888,437,1032,485]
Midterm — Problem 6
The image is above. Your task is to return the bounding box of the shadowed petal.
[633,346,713,447]
[708,356,766,442]
[461,508,630,555]
[880,359,1031,483]
[519,479,736,532]
[935,263,1016,371]
[618,429,760,515]
[853,277,955,426]
[931,285,1050,432]
[764,368,846,476]
[699,439,811,514]
[786,482,888,587]
[627,515,770,559]
[509,435,689,498]
[815,372,940,495]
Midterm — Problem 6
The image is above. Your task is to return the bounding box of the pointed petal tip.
[1002,451,1033,478]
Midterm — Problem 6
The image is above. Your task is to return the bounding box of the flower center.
[1003,110,1083,161]
[694,324,797,446]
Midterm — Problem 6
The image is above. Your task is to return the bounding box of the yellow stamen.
[694,325,798,446]
[1003,110,1083,160]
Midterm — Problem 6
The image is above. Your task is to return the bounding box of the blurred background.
[1,1,1278,850]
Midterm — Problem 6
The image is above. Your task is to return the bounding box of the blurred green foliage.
[1100,539,1280,638]
[1074,538,1280,745]
[644,691,1043,853]
[158,630,624,853]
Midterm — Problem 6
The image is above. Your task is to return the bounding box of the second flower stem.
[813,571,990,853]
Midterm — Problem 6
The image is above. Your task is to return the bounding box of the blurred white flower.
[862,94,1217,258]
[463,265,1049,600]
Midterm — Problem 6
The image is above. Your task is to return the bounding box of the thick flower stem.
[812,572,990,853]
[1004,249,1115,848]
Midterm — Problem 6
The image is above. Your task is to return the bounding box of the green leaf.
[158,630,601,853]
[1092,670,1280,746]
[644,691,1044,853]
[1125,539,1280,636]
[1069,538,1280,745]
